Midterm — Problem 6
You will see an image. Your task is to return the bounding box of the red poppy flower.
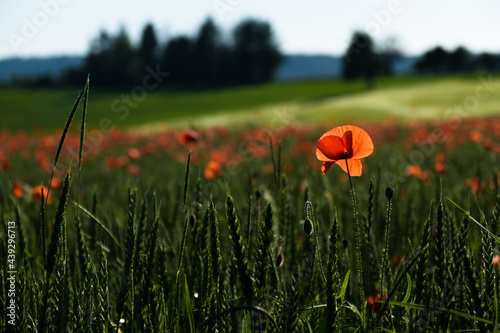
[127,164,141,177]
[470,130,483,143]
[1,160,11,171]
[32,185,52,204]
[316,125,374,176]
[127,147,141,160]
[13,181,23,198]
[367,293,386,313]
[435,153,446,164]
[50,177,62,189]
[204,160,221,180]
[434,162,447,174]
[406,165,422,178]
[178,129,200,145]
[466,177,486,196]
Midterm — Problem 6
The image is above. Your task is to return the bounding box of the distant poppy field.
[2,81,500,332]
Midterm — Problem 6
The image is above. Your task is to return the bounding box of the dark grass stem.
[183,151,191,209]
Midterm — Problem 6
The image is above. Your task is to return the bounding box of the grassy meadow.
[1,75,500,332]
[2,74,500,130]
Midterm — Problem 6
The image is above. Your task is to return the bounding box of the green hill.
[1,74,499,131]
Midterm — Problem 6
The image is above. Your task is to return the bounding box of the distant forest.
[342,32,499,88]
[63,18,283,89]
[8,18,500,89]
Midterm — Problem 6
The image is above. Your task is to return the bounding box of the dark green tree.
[161,36,195,86]
[84,30,114,85]
[110,28,136,84]
[83,28,136,86]
[476,52,499,71]
[342,32,380,89]
[449,46,474,72]
[138,23,158,70]
[229,19,283,85]
[194,18,221,88]
[414,46,450,73]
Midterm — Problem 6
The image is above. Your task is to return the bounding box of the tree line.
[415,46,498,73]
[342,32,499,89]
[63,18,283,88]
[11,21,500,89]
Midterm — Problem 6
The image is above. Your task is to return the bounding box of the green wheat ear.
[46,78,89,205]
[96,245,109,333]
[411,205,431,333]
[40,173,71,332]
[45,173,71,279]
[434,197,446,303]
[226,194,253,301]
[208,200,222,294]
[326,210,340,331]
[116,188,137,324]
[255,202,273,299]
[143,193,160,330]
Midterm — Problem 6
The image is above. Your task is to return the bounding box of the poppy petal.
[318,125,349,140]
[335,159,363,176]
[316,135,346,161]
[342,130,353,157]
[349,126,374,158]
[321,161,335,175]
[316,148,334,161]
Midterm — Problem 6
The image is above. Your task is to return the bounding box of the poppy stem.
[381,194,393,297]
[345,159,366,317]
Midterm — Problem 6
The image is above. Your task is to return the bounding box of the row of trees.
[35,22,500,90]
[341,32,499,88]
[415,46,498,73]
[342,32,393,88]
[64,18,283,88]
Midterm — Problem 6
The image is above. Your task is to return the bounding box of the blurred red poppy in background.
[32,185,52,204]
[13,181,23,198]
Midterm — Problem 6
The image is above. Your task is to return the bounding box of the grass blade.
[389,301,493,325]
[46,80,88,205]
[184,276,195,333]
[446,197,500,244]
[339,270,350,305]
[402,273,412,304]
[79,75,89,171]
[54,82,87,171]
[72,201,121,247]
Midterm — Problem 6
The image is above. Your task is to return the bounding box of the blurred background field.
[2,1,500,132]
[2,74,500,131]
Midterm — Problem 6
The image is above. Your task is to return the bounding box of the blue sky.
[1,0,499,59]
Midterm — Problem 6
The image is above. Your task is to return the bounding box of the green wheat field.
[1,76,500,332]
